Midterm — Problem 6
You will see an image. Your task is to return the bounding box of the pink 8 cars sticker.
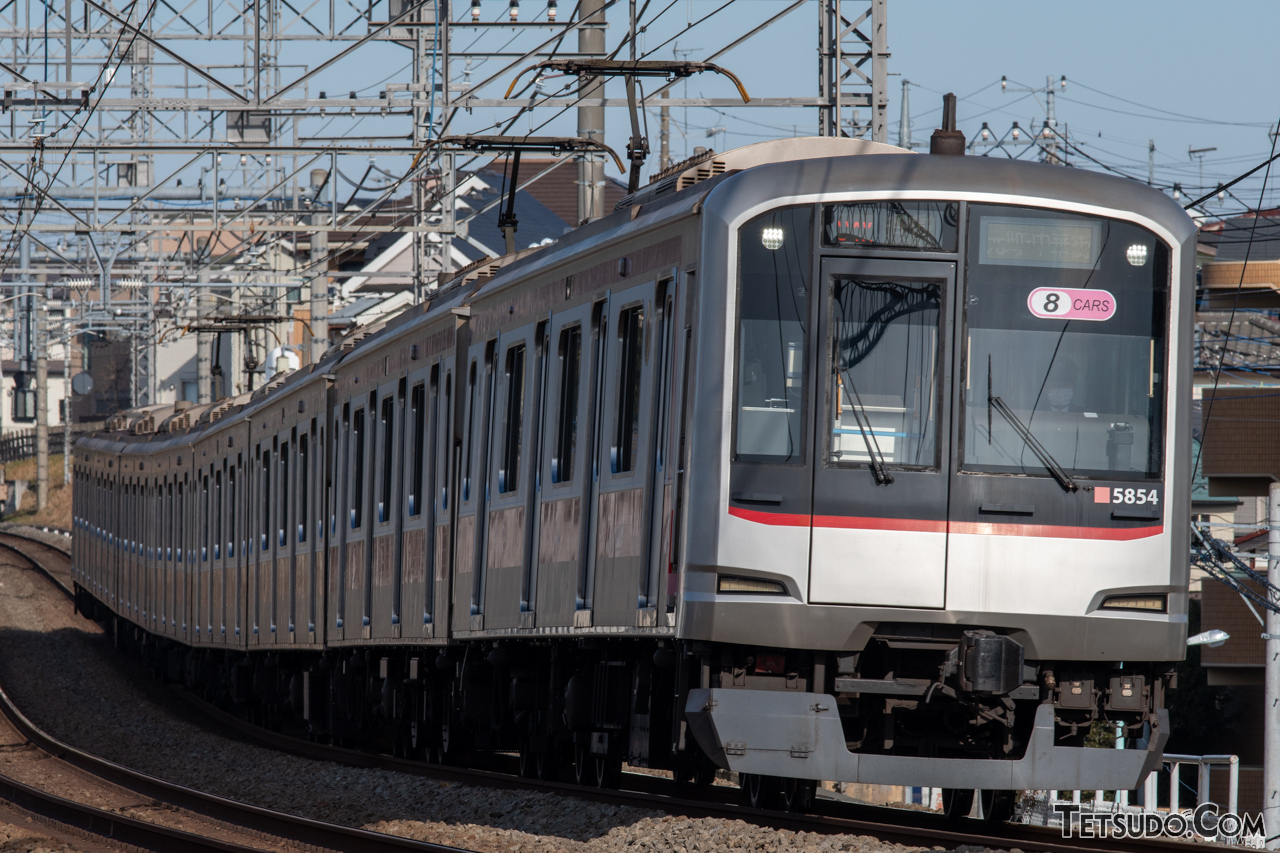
[1026,287,1117,321]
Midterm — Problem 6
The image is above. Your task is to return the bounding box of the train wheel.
[572,743,591,786]
[593,753,624,788]
[941,788,975,820]
[534,746,557,781]
[517,740,541,779]
[979,789,1016,824]
[778,778,816,813]
[739,773,778,810]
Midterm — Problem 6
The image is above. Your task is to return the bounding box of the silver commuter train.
[72,135,1194,815]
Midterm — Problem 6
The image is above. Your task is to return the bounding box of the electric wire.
[1192,104,1280,482]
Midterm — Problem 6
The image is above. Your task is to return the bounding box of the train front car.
[680,153,1194,807]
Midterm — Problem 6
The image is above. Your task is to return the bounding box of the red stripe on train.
[727,506,1162,541]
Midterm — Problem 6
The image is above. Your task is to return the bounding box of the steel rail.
[171,691,1216,853]
[6,527,1217,853]
[0,535,474,853]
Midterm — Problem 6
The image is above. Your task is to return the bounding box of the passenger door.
[587,281,660,628]
[809,257,955,608]
[532,301,597,628]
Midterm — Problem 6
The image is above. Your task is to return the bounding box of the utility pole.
[196,236,212,404]
[819,0,888,141]
[35,293,47,511]
[898,78,911,149]
[1000,74,1066,164]
[659,89,670,170]
[62,324,70,486]
[1148,140,1155,186]
[1266,481,1280,850]
[1044,74,1058,164]
[309,168,329,364]
[576,0,606,223]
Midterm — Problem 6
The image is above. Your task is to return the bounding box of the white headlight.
[1126,244,1149,266]
[761,226,784,250]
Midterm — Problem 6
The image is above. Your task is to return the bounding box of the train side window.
[201,474,209,562]
[280,441,289,548]
[440,370,452,512]
[733,205,812,464]
[463,361,477,503]
[612,306,644,474]
[316,423,324,545]
[261,449,272,550]
[298,434,309,543]
[379,395,394,523]
[553,326,581,483]
[408,383,425,516]
[332,414,341,536]
[500,343,526,494]
[214,470,223,560]
[167,481,174,561]
[351,407,365,529]
[228,464,236,557]
[176,481,183,565]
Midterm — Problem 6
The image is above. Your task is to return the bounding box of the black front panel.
[729,206,815,521]
[951,204,1171,534]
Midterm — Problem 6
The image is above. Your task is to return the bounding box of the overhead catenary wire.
[0,0,160,283]
[1193,108,1280,484]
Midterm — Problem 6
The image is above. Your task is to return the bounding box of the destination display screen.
[978,216,1102,269]
[822,201,958,251]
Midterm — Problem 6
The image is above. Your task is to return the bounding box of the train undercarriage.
[76,586,1172,816]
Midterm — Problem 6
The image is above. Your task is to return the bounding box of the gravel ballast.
[0,535,1013,853]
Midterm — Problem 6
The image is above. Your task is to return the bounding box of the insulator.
[471,0,480,19]
[547,0,556,19]
[509,0,518,20]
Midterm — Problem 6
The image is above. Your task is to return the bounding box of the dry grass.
[7,481,72,529]
[2,454,73,529]
[3,454,65,483]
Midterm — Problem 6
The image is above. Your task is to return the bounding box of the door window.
[827,276,942,470]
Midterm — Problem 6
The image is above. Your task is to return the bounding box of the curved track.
[2,527,1224,853]
[0,531,472,853]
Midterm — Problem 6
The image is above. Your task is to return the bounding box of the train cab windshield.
[734,200,1170,484]
[961,204,1169,481]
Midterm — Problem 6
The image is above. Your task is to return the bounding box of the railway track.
[0,531,472,853]
[0,526,1227,853]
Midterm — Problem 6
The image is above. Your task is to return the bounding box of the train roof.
[81,137,1193,448]
[697,150,1196,244]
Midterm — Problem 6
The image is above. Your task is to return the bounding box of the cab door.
[809,257,954,608]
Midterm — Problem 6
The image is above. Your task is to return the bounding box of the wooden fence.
[0,422,105,463]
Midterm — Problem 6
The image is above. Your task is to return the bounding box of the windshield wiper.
[838,367,894,485]
[986,356,1078,493]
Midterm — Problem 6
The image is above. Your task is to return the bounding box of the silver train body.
[72,137,1194,797]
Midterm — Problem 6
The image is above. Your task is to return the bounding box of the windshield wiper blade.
[987,393,1079,493]
[839,368,894,485]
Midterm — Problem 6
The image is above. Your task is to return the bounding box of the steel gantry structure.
[0,0,888,410]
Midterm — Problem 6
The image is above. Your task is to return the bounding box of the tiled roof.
[1197,311,1280,371]
[481,158,627,227]
[1213,214,1280,263]
[458,175,574,258]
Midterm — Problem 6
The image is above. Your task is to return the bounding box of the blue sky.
[60,0,1277,220]
[430,0,1279,213]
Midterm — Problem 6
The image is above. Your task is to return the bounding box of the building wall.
[1202,577,1266,673]
[0,368,68,434]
